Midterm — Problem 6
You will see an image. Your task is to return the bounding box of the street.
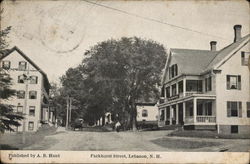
[23,127,250,152]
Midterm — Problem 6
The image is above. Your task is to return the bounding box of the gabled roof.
[205,34,250,72]
[170,49,218,75]
[0,46,50,89]
[167,34,249,78]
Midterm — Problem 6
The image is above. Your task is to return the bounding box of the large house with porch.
[0,46,54,132]
[158,25,250,134]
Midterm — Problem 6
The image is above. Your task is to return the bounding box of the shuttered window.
[226,75,241,90]
[169,64,178,79]
[227,101,242,117]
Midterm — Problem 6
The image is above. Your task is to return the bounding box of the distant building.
[136,102,158,129]
[158,25,250,135]
[0,46,54,132]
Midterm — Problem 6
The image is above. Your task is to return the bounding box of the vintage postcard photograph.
[0,0,249,163]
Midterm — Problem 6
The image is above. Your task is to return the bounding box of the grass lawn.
[152,138,221,149]
[0,125,57,150]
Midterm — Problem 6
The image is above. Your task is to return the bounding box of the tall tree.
[60,37,166,129]
[0,24,23,132]
[82,37,167,130]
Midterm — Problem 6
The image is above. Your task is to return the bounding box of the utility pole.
[22,64,30,144]
[66,96,69,130]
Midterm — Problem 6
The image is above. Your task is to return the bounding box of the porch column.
[183,102,186,123]
[176,104,179,124]
[193,98,197,123]
[164,86,167,99]
[170,107,173,125]
[183,78,186,97]
[176,82,179,95]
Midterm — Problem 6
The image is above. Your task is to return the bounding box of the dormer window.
[241,51,249,66]
[169,64,178,79]
[2,61,11,69]
[18,61,27,70]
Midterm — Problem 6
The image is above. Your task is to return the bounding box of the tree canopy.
[60,37,167,129]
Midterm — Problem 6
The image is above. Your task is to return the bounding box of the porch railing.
[186,91,203,96]
[196,116,216,123]
[185,116,216,124]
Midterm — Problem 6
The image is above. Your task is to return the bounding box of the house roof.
[170,49,218,75]
[205,34,250,72]
[169,34,249,76]
[0,46,51,89]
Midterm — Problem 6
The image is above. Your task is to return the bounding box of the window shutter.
[175,65,178,76]
[227,102,231,117]
[238,102,242,117]
[35,76,38,84]
[237,76,241,90]
[226,75,230,89]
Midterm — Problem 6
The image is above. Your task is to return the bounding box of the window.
[231,125,238,134]
[166,87,170,98]
[172,84,177,96]
[29,106,35,116]
[18,61,27,70]
[227,101,242,117]
[205,77,212,92]
[241,51,249,66]
[247,102,250,118]
[28,121,34,131]
[29,91,37,99]
[178,81,183,94]
[186,80,202,92]
[2,61,10,69]
[205,102,212,116]
[12,106,17,113]
[17,90,25,99]
[17,106,23,113]
[169,64,178,79]
[226,75,241,90]
[197,104,203,115]
[30,76,38,84]
[18,75,25,83]
[142,109,148,117]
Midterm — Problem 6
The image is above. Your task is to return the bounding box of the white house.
[158,25,250,135]
[136,102,158,124]
[0,46,53,132]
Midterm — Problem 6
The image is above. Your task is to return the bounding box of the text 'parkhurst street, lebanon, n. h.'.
[90,154,161,159]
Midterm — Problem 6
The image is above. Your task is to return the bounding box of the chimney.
[210,41,217,51]
[234,25,242,42]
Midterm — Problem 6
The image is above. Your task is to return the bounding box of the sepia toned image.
[0,0,249,163]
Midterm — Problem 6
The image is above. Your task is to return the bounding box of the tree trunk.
[131,101,137,131]
[102,115,105,126]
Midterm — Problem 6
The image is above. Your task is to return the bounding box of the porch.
[158,97,216,128]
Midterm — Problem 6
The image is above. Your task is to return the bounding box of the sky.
[1,0,249,83]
